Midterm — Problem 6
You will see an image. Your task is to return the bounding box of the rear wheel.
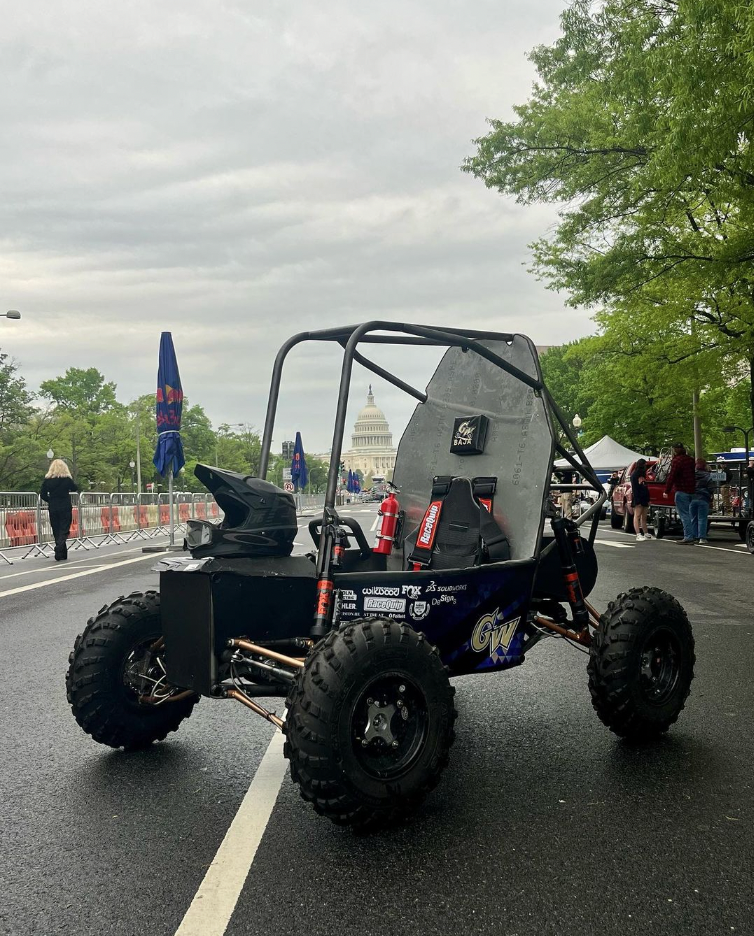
[66,591,198,749]
[284,618,456,829]
[654,513,666,539]
[588,587,694,740]
[622,505,635,534]
[610,505,623,529]
[746,521,754,555]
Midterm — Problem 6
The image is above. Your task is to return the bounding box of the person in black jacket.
[40,459,78,560]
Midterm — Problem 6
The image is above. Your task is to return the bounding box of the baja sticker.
[409,600,430,621]
[363,586,400,597]
[471,609,521,657]
[364,597,406,614]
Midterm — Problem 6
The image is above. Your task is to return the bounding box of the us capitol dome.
[341,386,397,481]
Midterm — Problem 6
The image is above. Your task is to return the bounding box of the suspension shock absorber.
[551,516,590,629]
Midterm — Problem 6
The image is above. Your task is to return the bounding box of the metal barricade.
[0,492,42,563]
[0,488,222,563]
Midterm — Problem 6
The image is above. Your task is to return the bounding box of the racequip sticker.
[417,501,442,548]
[471,608,520,657]
[364,597,406,614]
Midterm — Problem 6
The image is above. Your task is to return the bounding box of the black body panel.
[159,555,316,695]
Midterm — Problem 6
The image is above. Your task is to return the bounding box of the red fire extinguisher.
[374,489,400,555]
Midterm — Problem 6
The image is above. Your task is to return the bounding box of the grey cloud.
[2,0,588,452]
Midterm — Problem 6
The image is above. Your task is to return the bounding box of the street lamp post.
[723,425,753,458]
[2,310,21,320]
[129,460,136,492]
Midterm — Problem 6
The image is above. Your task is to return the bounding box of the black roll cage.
[258,322,606,551]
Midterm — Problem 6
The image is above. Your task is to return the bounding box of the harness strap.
[408,477,453,569]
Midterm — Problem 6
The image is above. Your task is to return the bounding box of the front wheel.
[622,505,635,534]
[66,591,198,749]
[610,506,623,529]
[587,587,694,740]
[284,619,456,829]
[654,513,666,539]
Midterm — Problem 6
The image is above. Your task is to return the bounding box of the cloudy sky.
[1,0,591,453]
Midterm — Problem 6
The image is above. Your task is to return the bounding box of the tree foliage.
[465,0,754,429]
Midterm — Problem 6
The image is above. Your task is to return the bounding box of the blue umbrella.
[152,332,184,547]
[291,431,308,491]
[153,332,185,477]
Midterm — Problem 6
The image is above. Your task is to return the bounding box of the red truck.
[609,459,673,535]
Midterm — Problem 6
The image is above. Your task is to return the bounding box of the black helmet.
[186,464,297,558]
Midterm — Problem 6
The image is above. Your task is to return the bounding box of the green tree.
[40,367,117,414]
[464,0,754,428]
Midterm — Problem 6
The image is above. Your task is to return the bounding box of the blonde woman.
[41,459,78,560]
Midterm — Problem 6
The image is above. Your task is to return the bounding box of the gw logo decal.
[471,609,520,657]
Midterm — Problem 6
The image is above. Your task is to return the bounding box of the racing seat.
[405,476,510,571]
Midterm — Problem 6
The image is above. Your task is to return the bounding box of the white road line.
[174,731,288,936]
[594,539,634,549]
[370,517,380,532]
[0,545,152,581]
[696,544,752,556]
[0,553,158,599]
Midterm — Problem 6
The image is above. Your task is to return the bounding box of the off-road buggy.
[66,323,695,828]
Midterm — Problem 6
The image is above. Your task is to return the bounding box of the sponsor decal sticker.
[364,597,407,614]
[409,600,430,621]
[471,608,521,657]
[362,586,401,597]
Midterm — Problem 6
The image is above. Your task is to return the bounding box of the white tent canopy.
[555,435,644,471]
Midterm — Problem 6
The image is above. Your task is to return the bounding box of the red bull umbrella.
[153,332,185,477]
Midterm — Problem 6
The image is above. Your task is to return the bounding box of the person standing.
[40,459,78,560]
[663,443,696,544]
[690,458,714,545]
[630,458,651,541]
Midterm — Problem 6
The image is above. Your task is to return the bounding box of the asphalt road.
[1,514,752,936]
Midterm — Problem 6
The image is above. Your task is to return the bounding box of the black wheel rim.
[351,672,429,780]
[121,636,167,710]
[639,627,681,704]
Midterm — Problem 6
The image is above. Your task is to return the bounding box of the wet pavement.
[1,518,752,936]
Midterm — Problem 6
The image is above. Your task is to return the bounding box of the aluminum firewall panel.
[391,337,553,563]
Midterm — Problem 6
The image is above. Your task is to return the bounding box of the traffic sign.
[283,467,292,481]
[283,481,295,493]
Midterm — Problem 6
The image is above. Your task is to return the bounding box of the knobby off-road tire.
[588,587,694,740]
[66,590,198,750]
[284,618,457,829]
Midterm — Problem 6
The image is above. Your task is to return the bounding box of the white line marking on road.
[594,539,634,549]
[0,553,158,599]
[696,544,752,556]
[0,545,152,580]
[174,730,288,936]
[370,517,380,532]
